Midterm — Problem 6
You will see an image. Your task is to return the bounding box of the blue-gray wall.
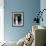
[4,0,40,42]
[40,0,46,27]
[40,0,46,44]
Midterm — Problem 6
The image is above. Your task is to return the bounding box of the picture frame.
[12,12,24,27]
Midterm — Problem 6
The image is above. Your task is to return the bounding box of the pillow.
[17,37,25,46]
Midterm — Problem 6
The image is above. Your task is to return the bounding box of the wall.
[4,0,40,42]
[40,0,46,45]
[0,0,4,42]
[40,0,46,27]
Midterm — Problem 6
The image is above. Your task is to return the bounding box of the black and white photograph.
[12,12,24,27]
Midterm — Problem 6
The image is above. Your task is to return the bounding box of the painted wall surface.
[0,0,4,42]
[40,0,46,44]
[4,0,40,42]
[40,0,46,27]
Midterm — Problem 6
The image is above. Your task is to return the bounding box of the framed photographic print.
[12,12,24,27]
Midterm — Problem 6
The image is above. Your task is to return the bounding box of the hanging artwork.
[12,12,24,27]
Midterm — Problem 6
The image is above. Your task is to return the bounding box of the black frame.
[12,12,24,27]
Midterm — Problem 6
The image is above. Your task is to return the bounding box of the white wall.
[0,0,4,42]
